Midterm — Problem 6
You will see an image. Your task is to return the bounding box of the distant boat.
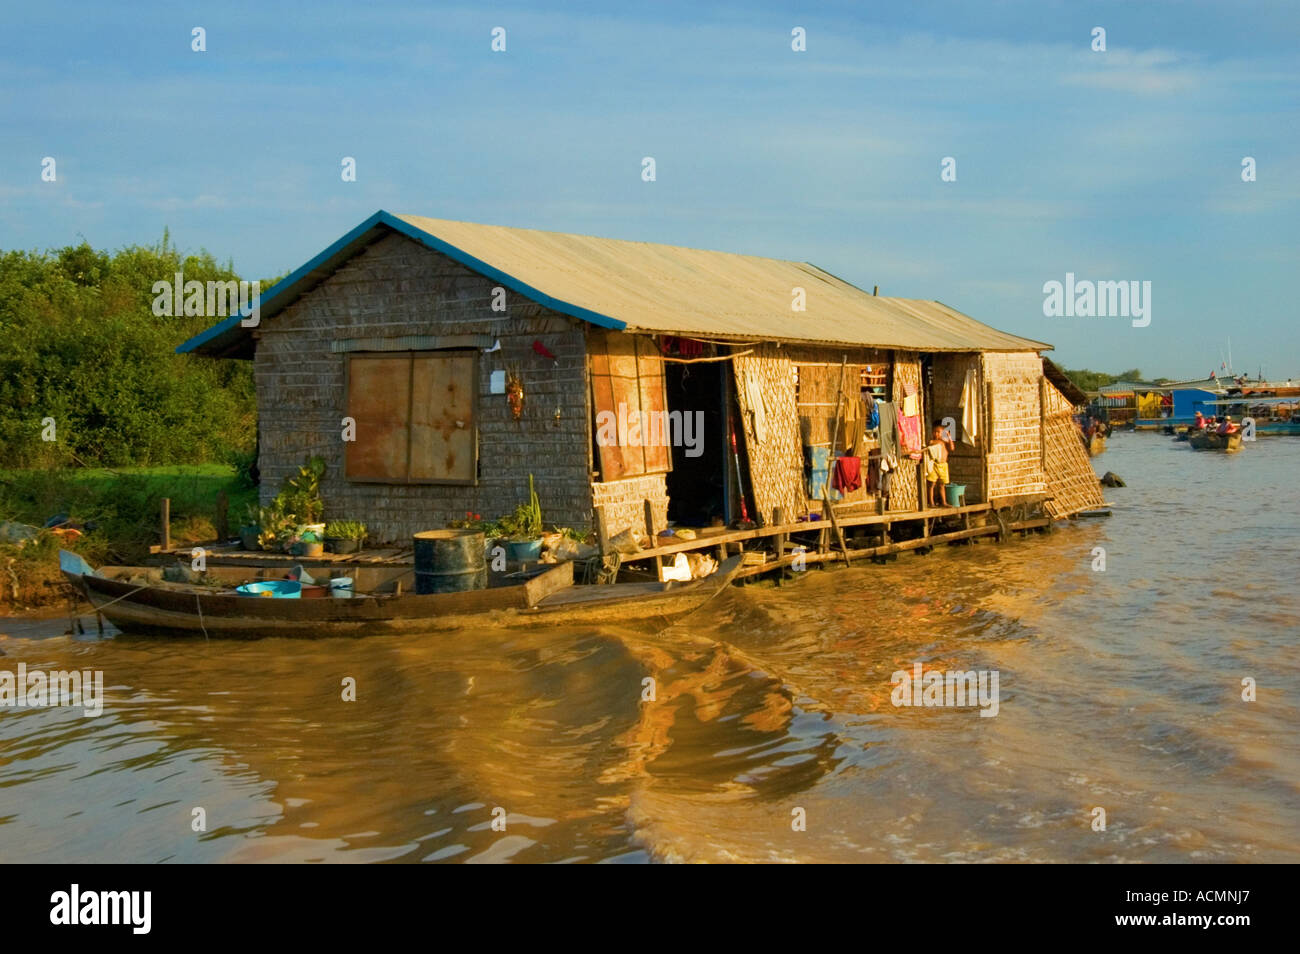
[1188,431,1242,453]
[1255,416,1300,436]
[60,550,743,639]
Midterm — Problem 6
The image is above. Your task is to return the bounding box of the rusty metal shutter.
[346,351,478,484]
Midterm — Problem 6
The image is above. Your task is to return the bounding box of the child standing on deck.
[926,424,956,508]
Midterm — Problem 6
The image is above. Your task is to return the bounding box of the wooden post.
[1039,375,1047,470]
[773,507,786,584]
[643,499,663,581]
[160,497,171,552]
[595,505,611,556]
[215,491,229,542]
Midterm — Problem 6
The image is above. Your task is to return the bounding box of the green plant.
[255,505,295,550]
[276,455,325,523]
[499,474,542,541]
[324,520,367,541]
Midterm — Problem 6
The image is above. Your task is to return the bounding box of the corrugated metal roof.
[179,210,1050,357]
[395,214,1048,352]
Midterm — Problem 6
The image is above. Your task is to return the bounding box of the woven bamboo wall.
[1042,379,1105,517]
[982,351,1048,502]
[889,351,924,512]
[733,345,809,522]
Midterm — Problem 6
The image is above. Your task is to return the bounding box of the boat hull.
[65,556,742,639]
[1188,431,1242,453]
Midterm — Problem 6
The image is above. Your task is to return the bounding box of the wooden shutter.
[346,351,477,484]
[410,352,477,483]
[635,335,672,473]
[589,330,671,480]
[346,355,411,480]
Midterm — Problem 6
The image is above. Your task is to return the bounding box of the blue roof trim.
[176,210,625,356]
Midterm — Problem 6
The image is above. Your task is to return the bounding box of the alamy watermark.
[594,403,704,457]
[890,663,999,717]
[151,272,260,326]
[1042,272,1150,327]
[1,664,104,717]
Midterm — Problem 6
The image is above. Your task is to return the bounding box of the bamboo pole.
[821,357,852,566]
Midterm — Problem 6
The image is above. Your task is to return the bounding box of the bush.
[0,235,257,468]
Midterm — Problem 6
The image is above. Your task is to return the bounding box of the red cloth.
[832,455,862,493]
[897,414,923,454]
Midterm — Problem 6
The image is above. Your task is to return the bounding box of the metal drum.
[413,529,487,594]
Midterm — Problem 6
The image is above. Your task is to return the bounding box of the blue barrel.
[413,530,487,594]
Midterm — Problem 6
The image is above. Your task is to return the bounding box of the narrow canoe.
[61,552,743,639]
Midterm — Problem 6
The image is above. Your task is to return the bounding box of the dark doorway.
[664,361,727,526]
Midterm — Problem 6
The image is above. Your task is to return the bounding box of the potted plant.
[324,520,367,554]
[501,474,544,562]
[239,504,261,551]
[256,505,295,552]
[283,456,326,534]
[289,528,325,558]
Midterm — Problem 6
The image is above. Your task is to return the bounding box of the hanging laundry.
[898,412,923,455]
[959,367,980,446]
[806,446,839,500]
[901,380,919,417]
[877,401,899,457]
[866,456,881,494]
[832,455,862,493]
[842,392,863,457]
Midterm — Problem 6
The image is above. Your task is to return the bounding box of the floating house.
[179,211,1103,556]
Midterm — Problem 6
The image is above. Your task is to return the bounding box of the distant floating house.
[179,211,1103,543]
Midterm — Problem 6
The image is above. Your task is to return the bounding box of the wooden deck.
[154,493,1070,590]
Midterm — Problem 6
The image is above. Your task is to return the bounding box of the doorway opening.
[664,361,728,526]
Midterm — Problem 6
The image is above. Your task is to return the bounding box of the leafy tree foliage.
[0,234,257,467]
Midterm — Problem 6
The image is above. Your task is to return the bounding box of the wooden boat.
[1188,430,1242,453]
[1075,507,1112,518]
[60,550,743,639]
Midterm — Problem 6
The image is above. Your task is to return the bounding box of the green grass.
[0,464,257,565]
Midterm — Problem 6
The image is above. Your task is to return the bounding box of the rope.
[661,349,754,364]
[582,552,621,585]
[195,593,209,641]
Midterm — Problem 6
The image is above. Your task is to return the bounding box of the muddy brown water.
[2,434,1297,862]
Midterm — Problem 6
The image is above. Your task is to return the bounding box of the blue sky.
[2,0,1297,379]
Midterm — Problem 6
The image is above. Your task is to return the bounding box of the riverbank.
[0,463,254,612]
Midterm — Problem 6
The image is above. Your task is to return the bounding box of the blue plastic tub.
[505,539,542,562]
[236,580,302,598]
[945,483,967,507]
